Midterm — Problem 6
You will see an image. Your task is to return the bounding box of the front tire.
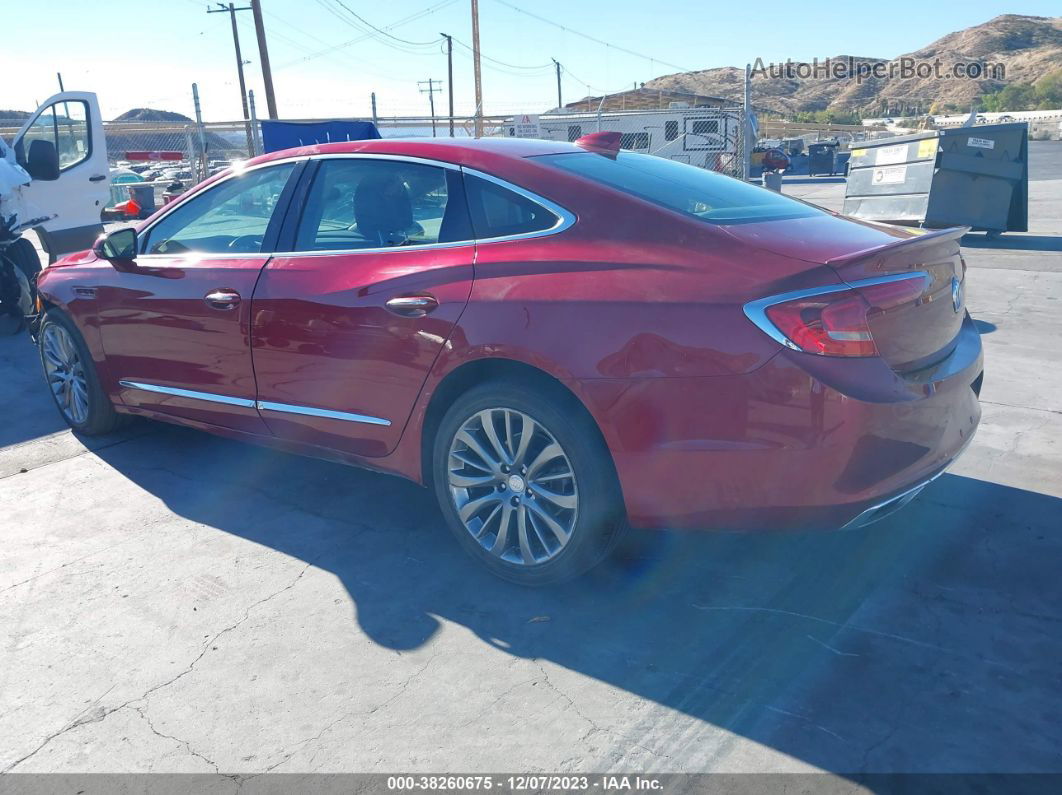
[38,310,123,435]
[432,381,625,585]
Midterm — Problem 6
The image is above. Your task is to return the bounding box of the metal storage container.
[842,123,1028,236]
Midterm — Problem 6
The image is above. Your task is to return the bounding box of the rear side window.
[463,175,560,239]
[538,151,824,224]
[294,159,471,251]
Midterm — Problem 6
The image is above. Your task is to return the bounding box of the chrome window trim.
[118,380,392,427]
[311,152,462,170]
[118,380,256,408]
[461,166,577,244]
[133,153,577,261]
[743,271,932,351]
[256,400,391,427]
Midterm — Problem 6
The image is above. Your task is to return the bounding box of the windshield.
[538,151,825,224]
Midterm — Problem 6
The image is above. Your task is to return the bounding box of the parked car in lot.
[32,135,983,585]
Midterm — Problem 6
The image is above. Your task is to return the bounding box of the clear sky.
[5,0,1059,121]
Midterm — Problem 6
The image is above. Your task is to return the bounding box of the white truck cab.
[0,91,110,333]
[3,91,111,263]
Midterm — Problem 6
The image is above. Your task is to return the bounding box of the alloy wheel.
[447,407,579,566]
[41,323,90,426]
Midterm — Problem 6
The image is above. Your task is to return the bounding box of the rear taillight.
[747,274,929,358]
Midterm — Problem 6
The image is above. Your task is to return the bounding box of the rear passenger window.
[294,159,471,251]
[463,175,560,240]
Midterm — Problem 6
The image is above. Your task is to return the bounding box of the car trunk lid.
[721,215,968,372]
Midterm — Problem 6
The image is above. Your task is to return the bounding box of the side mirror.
[94,228,138,262]
[24,139,60,181]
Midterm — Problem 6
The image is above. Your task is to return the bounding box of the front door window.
[141,163,295,255]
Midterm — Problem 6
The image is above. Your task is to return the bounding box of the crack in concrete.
[132,704,219,773]
[2,560,317,773]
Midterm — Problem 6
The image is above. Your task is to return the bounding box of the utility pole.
[250,0,278,118]
[207,3,254,156]
[440,33,455,137]
[470,0,483,136]
[552,59,562,110]
[419,79,443,137]
[57,73,64,92]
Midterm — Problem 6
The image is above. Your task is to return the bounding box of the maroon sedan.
[33,136,982,585]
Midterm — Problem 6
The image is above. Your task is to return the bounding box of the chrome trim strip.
[262,239,475,258]
[311,152,462,170]
[118,380,392,426]
[742,271,932,351]
[461,166,577,243]
[256,400,391,427]
[118,380,256,408]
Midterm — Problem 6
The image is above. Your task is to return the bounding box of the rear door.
[98,161,301,433]
[250,155,476,457]
[13,92,111,257]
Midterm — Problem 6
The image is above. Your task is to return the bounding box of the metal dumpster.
[842,123,1028,235]
[808,141,839,176]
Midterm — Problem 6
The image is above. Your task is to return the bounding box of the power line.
[489,0,691,73]
[323,0,442,48]
[450,36,552,71]
[275,0,457,69]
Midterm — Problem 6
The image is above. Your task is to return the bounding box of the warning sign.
[512,114,541,139]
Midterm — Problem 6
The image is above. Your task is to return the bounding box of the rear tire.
[432,381,626,586]
[38,310,123,435]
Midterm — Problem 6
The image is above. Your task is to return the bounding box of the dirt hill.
[644,14,1062,115]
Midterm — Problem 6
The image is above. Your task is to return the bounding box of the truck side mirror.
[22,139,61,181]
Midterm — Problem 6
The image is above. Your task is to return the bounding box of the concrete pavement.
[1,168,1060,777]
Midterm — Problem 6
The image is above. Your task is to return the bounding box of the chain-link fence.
[2,101,753,214]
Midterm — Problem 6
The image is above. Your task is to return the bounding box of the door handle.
[204,289,241,310]
[385,294,439,318]
[89,174,108,182]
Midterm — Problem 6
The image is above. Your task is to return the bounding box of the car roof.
[247,136,581,169]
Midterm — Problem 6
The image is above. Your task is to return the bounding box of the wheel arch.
[418,357,619,493]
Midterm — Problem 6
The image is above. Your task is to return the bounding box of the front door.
[251,156,475,457]
[96,162,298,433]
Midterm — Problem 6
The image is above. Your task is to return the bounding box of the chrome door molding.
[256,400,391,427]
[118,380,256,408]
[118,380,391,426]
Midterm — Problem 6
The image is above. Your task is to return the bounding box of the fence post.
[742,64,752,182]
[248,90,262,157]
[192,83,209,182]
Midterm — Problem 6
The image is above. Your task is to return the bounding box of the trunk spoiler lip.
[823,225,969,268]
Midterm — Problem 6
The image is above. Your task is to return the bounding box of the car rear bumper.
[578,313,983,530]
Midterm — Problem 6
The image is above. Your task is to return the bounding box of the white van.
[1,92,111,332]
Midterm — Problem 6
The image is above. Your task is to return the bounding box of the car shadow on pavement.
[92,424,1062,774]
[960,233,1062,251]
